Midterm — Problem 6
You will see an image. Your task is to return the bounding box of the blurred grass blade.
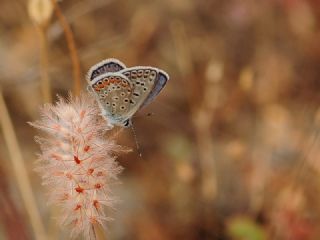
[0,88,47,240]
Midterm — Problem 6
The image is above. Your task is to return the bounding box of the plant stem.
[0,88,47,240]
[38,26,52,103]
[50,0,82,95]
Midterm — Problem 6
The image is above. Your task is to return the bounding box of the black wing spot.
[143,88,147,91]
[124,99,129,102]
[120,106,125,110]
[133,93,140,97]
[138,70,143,76]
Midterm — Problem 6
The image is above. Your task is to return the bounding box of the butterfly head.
[99,108,132,128]
[123,119,132,128]
[107,117,132,128]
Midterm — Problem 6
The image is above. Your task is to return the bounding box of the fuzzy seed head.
[31,93,124,239]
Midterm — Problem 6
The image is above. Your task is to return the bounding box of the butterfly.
[86,58,169,127]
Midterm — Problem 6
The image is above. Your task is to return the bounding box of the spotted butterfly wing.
[87,58,126,81]
[119,67,169,113]
[88,72,134,126]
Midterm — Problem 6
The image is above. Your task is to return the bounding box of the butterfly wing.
[89,72,134,125]
[120,67,169,113]
[140,70,169,109]
[87,58,127,82]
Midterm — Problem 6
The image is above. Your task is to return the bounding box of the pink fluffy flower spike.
[31,93,126,239]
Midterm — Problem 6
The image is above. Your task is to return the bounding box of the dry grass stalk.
[28,0,53,102]
[50,0,82,96]
[0,88,47,240]
[38,26,52,103]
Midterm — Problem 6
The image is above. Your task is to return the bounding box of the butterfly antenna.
[130,122,143,158]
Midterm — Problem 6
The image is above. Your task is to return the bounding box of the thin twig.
[0,88,47,240]
[38,26,52,103]
[50,0,82,95]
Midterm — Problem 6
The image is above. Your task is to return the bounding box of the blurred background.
[1,0,320,239]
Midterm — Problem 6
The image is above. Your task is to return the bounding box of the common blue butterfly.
[86,58,169,127]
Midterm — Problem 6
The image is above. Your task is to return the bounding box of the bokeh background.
[1,0,320,239]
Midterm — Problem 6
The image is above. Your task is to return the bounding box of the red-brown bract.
[30,93,124,239]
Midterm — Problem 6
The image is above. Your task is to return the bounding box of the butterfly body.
[87,59,169,127]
